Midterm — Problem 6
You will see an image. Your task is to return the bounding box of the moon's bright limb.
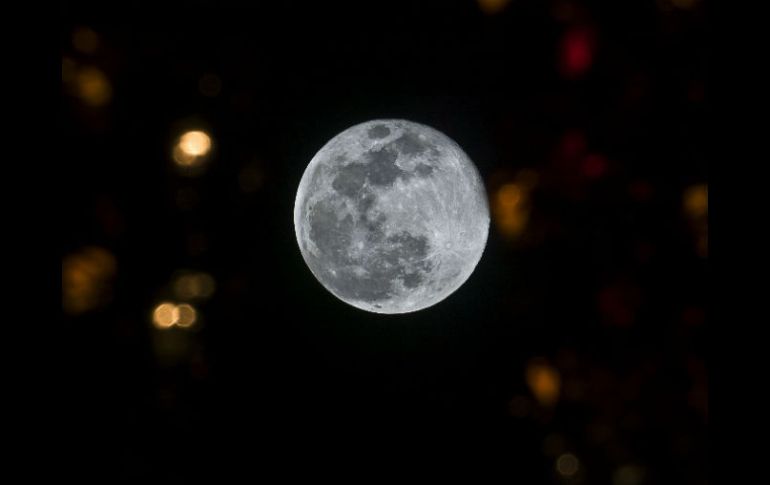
[294,119,489,314]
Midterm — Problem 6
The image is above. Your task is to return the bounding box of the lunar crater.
[295,119,489,314]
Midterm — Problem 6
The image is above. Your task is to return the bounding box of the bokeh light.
[173,130,213,171]
[493,170,538,240]
[582,153,608,179]
[62,246,117,315]
[683,184,708,257]
[152,302,179,329]
[683,184,708,218]
[173,271,216,301]
[73,26,100,54]
[560,27,595,78]
[74,66,112,107]
[175,304,198,328]
[152,302,199,330]
[556,453,580,477]
[179,130,211,157]
[526,360,561,407]
[477,0,511,15]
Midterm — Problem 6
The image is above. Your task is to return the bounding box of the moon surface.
[294,119,489,314]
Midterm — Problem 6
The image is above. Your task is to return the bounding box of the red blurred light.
[582,154,607,179]
[560,28,594,78]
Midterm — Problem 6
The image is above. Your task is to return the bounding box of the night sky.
[62,0,708,483]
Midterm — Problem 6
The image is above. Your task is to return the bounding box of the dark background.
[62,0,708,483]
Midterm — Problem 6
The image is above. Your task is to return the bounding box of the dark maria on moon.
[294,119,489,314]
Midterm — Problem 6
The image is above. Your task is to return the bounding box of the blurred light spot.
[526,360,561,407]
[498,183,522,208]
[172,145,197,167]
[494,183,528,238]
[75,67,112,107]
[477,0,511,15]
[153,302,178,329]
[173,130,212,170]
[175,304,197,328]
[62,57,76,84]
[493,170,538,241]
[582,154,607,179]
[683,184,708,218]
[560,27,594,78]
[73,27,100,54]
[62,246,117,315]
[613,465,645,485]
[239,163,265,193]
[683,184,708,258]
[179,130,211,157]
[198,73,222,97]
[556,453,580,477]
[173,272,216,301]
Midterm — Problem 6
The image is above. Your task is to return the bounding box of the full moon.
[294,119,489,314]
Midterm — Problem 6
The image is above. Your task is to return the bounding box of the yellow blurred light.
[494,183,529,239]
[498,184,522,209]
[526,361,561,407]
[683,184,708,218]
[477,0,511,15]
[73,27,100,54]
[683,184,708,258]
[492,170,538,240]
[173,130,212,169]
[153,302,179,329]
[556,453,580,477]
[62,246,117,315]
[172,145,198,167]
[75,66,112,107]
[175,304,197,328]
[179,131,211,157]
[173,272,216,301]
